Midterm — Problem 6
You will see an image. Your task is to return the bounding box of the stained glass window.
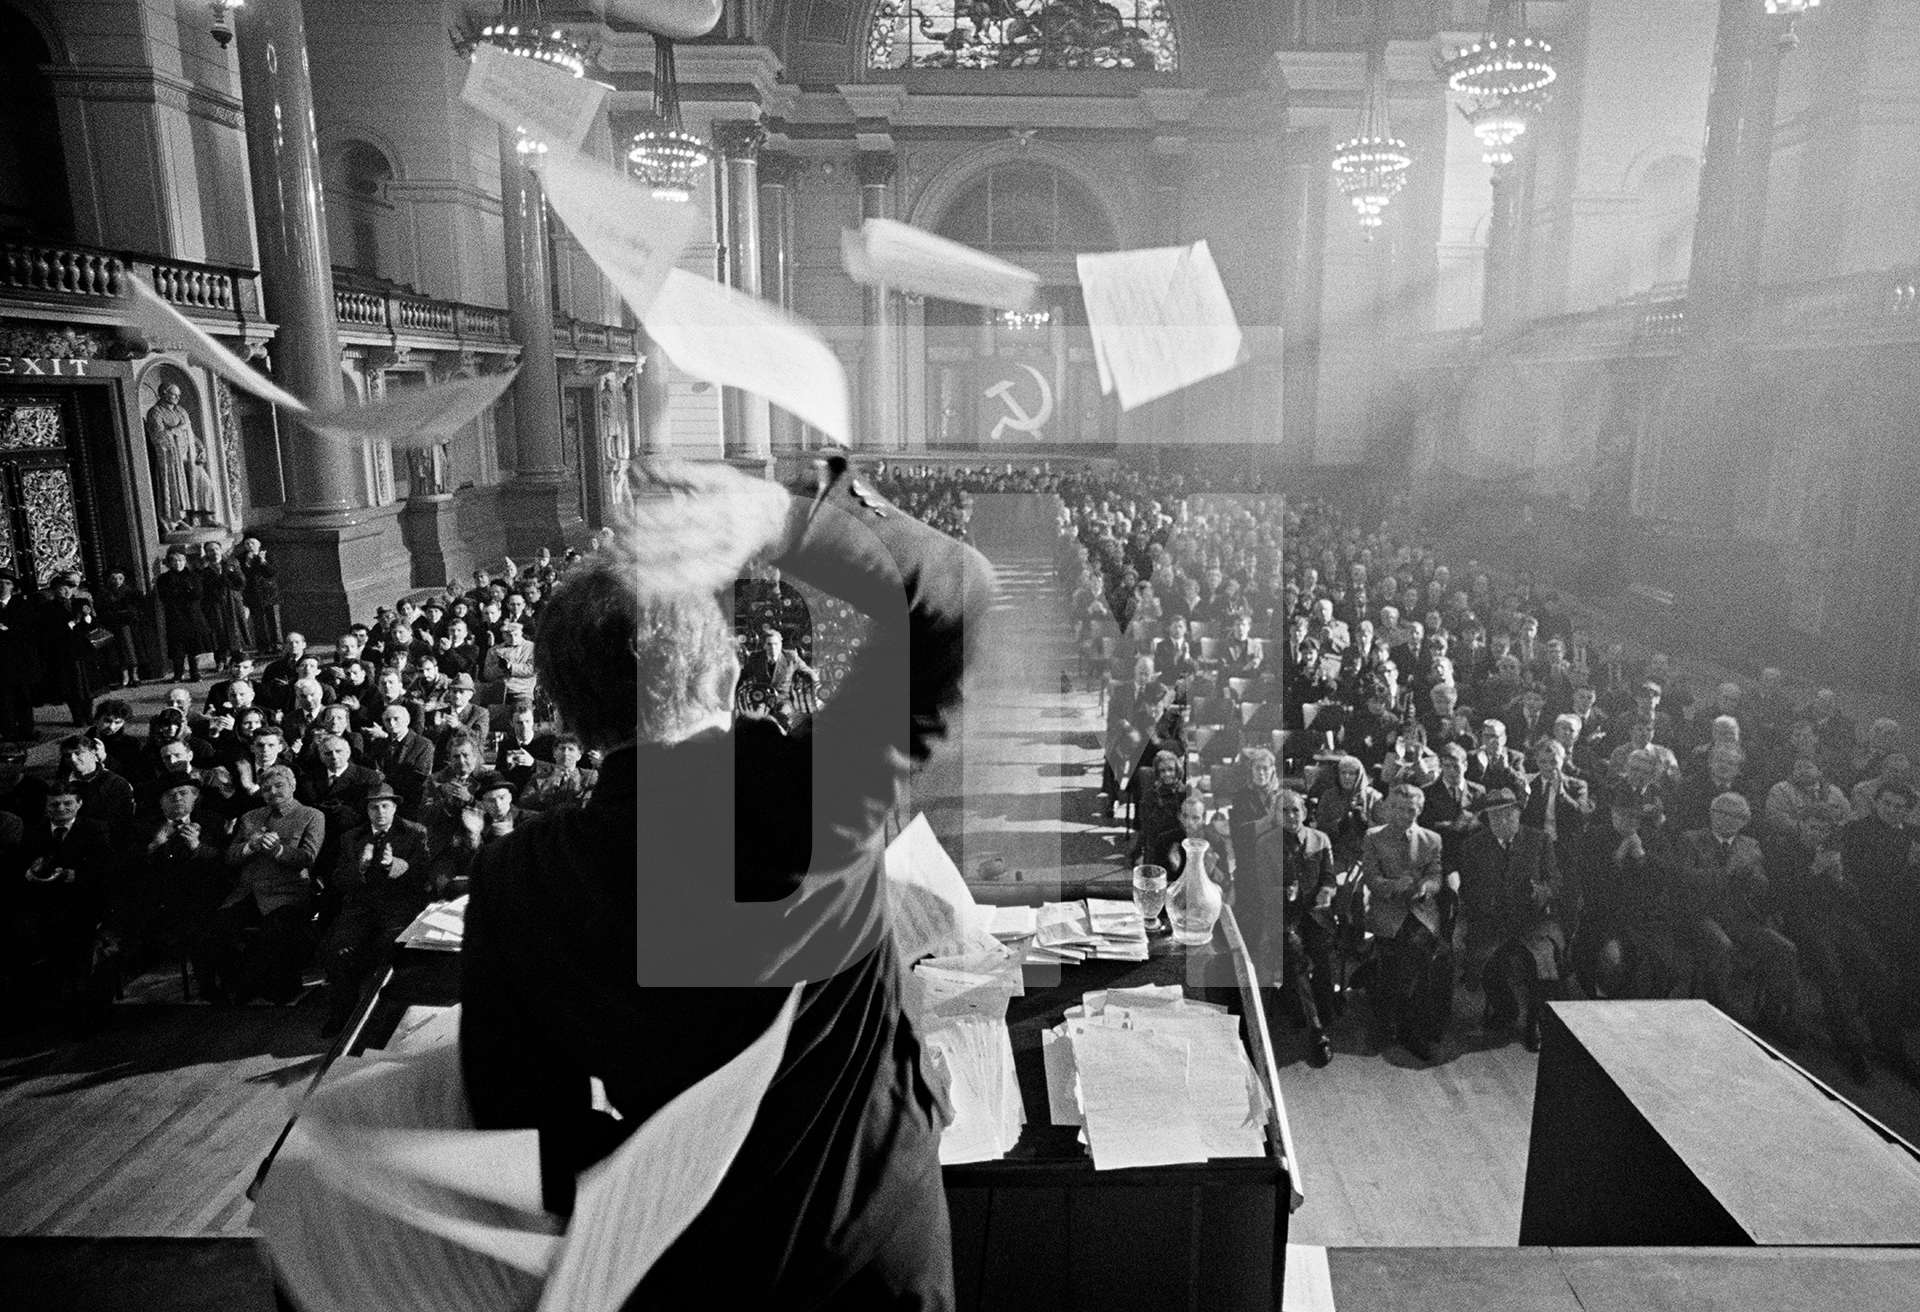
[867,0,1178,72]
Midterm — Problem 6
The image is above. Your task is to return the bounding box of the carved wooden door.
[0,390,89,587]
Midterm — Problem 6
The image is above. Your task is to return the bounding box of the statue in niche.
[407,442,450,496]
[145,381,221,531]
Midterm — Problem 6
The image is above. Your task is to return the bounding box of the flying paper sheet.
[593,0,723,40]
[125,276,308,412]
[306,370,519,449]
[644,269,851,445]
[127,281,516,450]
[461,42,608,155]
[841,219,1040,312]
[254,985,801,1312]
[1076,240,1243,411]
[537,149,700,319]
[885,812,1006,967]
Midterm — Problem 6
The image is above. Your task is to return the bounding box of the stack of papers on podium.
[1024,898,1148,964]
[919,1013,1025,1165]
[1040,985,1268,1169]
[395,895,467,951]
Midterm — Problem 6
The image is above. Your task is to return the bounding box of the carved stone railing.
[1,237,264,322]
[1406,266,1920,372]
[331,286,514,350]
[553,317,639,359]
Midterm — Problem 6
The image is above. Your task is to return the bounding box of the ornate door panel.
[0,391,91,586]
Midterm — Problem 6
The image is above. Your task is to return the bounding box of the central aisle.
[912,511,1544,1247]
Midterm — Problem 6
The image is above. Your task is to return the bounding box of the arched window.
[323,139,396,280]
[867,0,1177,72]
[932,161,1117,253]
[0,5,74,240]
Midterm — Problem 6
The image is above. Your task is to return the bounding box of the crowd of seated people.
[0,547,621,1037]
[1056,476,1917,1087]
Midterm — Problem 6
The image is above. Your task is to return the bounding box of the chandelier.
[453,0,587,76]
[1439,1,1557,169]
[628,38,710,203]
[453,1,588,154]
[1331,43,1412,239]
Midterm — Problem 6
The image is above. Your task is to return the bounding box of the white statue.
[145,381,219,530]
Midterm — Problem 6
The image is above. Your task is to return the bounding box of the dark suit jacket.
[297,762,388,876]
[1459,825,1563,950]
[1421,778,1486,873]
[364,732,433,815]
[333,819,433,913]
[460,474,994,1304]
[13,816,113,932]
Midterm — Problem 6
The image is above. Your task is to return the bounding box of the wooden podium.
[1520,1000,1920,1246]
[943,906,1298,1312]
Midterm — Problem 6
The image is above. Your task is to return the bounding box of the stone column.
[1687,0,1788,346]
[1278,126,1328,465]
[635,327,672,457]
[498,128,576,554]
[715,120,772,474]
[759,150,804,460]
[858,151,903,451]
[236,0,391,635]
[1648,0,1788,527]
[1481,162,1529,337]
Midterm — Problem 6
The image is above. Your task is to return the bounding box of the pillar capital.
[713,119,767,162]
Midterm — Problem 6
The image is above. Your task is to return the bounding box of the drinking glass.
[1132,863,1168,932]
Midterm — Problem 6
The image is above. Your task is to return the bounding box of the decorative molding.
[213,376,246,528]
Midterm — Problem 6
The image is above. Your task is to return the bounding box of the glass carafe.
[1167,838,1222,946]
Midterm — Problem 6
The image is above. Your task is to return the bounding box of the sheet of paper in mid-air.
[1077,240,1244,412]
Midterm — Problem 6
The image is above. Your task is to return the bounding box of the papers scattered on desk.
[919,1013,1024,1165]
[1076,240,1244,411]
[984,904,1037,942]
[1023,898,1148,964]
[1041,985,1268,1170]
[841,218,1041,312]
[395,896,467,952]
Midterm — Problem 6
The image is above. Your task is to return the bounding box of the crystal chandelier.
[453,1,589,154]
[1331,42,1413,239]
[1439,0,1557,169]
[453,1,587,77]
[628,38,711,203]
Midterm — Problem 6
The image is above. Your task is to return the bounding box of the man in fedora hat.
[1459,787,1565,1050]
[319,780,431,1035]
[429,671,490,764]
[1571,784,1683,1000]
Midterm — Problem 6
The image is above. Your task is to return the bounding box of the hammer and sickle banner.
[980,361,1055,442]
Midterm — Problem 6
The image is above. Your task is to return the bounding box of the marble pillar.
[759,151,803,457]
[498,128,577,553]
[236,0,392,635]
[1278,127,1328,465]
[858,151,903,451]
[715,120,771,474]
